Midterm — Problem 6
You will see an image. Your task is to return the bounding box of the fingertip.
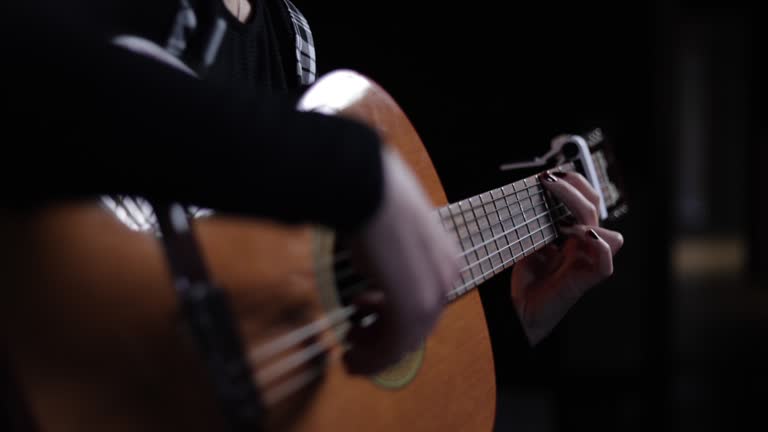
[601,260,615,278]
[539,172,560,184]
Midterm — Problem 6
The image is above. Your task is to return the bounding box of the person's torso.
[204,0,298,90]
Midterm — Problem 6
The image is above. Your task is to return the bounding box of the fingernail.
[587,229,600,240]
[540,172,558,183]
[552,171,568,178]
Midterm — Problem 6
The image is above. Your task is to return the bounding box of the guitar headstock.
[543,128,629,225]
[581,128,629,223]
[500,127,630,225]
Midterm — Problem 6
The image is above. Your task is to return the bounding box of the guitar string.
[433,163,571,233]
[247,213,570,397]
[338,222,562,302]
[332,200,567,289]
[260,196,585,404]
[325,188,561,279]
[268,203,563,368]
[255,321,351,386]
[249,305,357,364]
[449,230,558,297]
[254,222,566,407]
[334,215,563,303]
[434,163,573,235]
[454,203,555,263]
[328,175,561,269]
[262,360,331,406]
[249,204,568,396]
[155,174,568,403]
[248,204,570,374]
[317,190,563,303]
[438,180,550,233]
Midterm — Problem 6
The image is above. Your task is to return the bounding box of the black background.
[2,1,765,431]
[297,1,766,431]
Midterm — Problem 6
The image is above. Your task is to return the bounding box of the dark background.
[298,1,766,431]
[1,1,764,431]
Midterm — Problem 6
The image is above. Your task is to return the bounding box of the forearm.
[1,5,383,231]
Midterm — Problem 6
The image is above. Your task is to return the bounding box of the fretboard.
[437,165,572,302]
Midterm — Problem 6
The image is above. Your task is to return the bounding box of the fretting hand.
[510,171,623,345]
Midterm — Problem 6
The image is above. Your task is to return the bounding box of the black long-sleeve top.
[1,2,384,232]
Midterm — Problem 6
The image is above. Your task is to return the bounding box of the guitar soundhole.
[371,343,425,390]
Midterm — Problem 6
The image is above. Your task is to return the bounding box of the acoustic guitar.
[0,69,627,431]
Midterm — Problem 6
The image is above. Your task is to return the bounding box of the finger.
[539,173,599,225]
[581,227,614,278]
[558,225,623,256]
[591,226,624,255]
[552,171,601,215]
[557,225,613,277]
[510,244,564,299]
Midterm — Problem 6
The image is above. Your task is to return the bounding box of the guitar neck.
[437,163,574,302]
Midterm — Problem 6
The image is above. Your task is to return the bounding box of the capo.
[499,132,609,220]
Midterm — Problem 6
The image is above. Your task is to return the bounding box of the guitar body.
[1,70,496,431]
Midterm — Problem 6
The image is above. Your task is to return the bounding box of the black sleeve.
[0,5,384,232]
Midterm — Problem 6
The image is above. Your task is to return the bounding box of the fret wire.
[336,211,571,303]
[509,181,528,257]
[330,201,566,297]
[473,224,554,287]
[449,186,547,252]
[455,200,482,284]
[443,181,559,253]
[468,196,493,275]
[458,204,559,260]
[438,182,530,222]
[525,179,546,252]
[460,218,554,273]
[333,163,577,301]
[438,208,472,290]
[520,179,536,257]
[539,175,557,236]
[448,183,537,298]
[439,179,543,230]
[443,201,466,244]
[484,191,508,267]
[499,184,518,260]
[438,160,576,223]
[454,197,482,298]
[492,188,513,265]
[439,180,539,225]
[450,230,558,298]
[439,161,575,229]
[444,204,472,289]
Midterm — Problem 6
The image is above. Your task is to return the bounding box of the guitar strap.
[152,201,266,432]
[103,2,321,427]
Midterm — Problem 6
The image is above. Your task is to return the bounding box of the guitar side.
[0,70,496,432]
